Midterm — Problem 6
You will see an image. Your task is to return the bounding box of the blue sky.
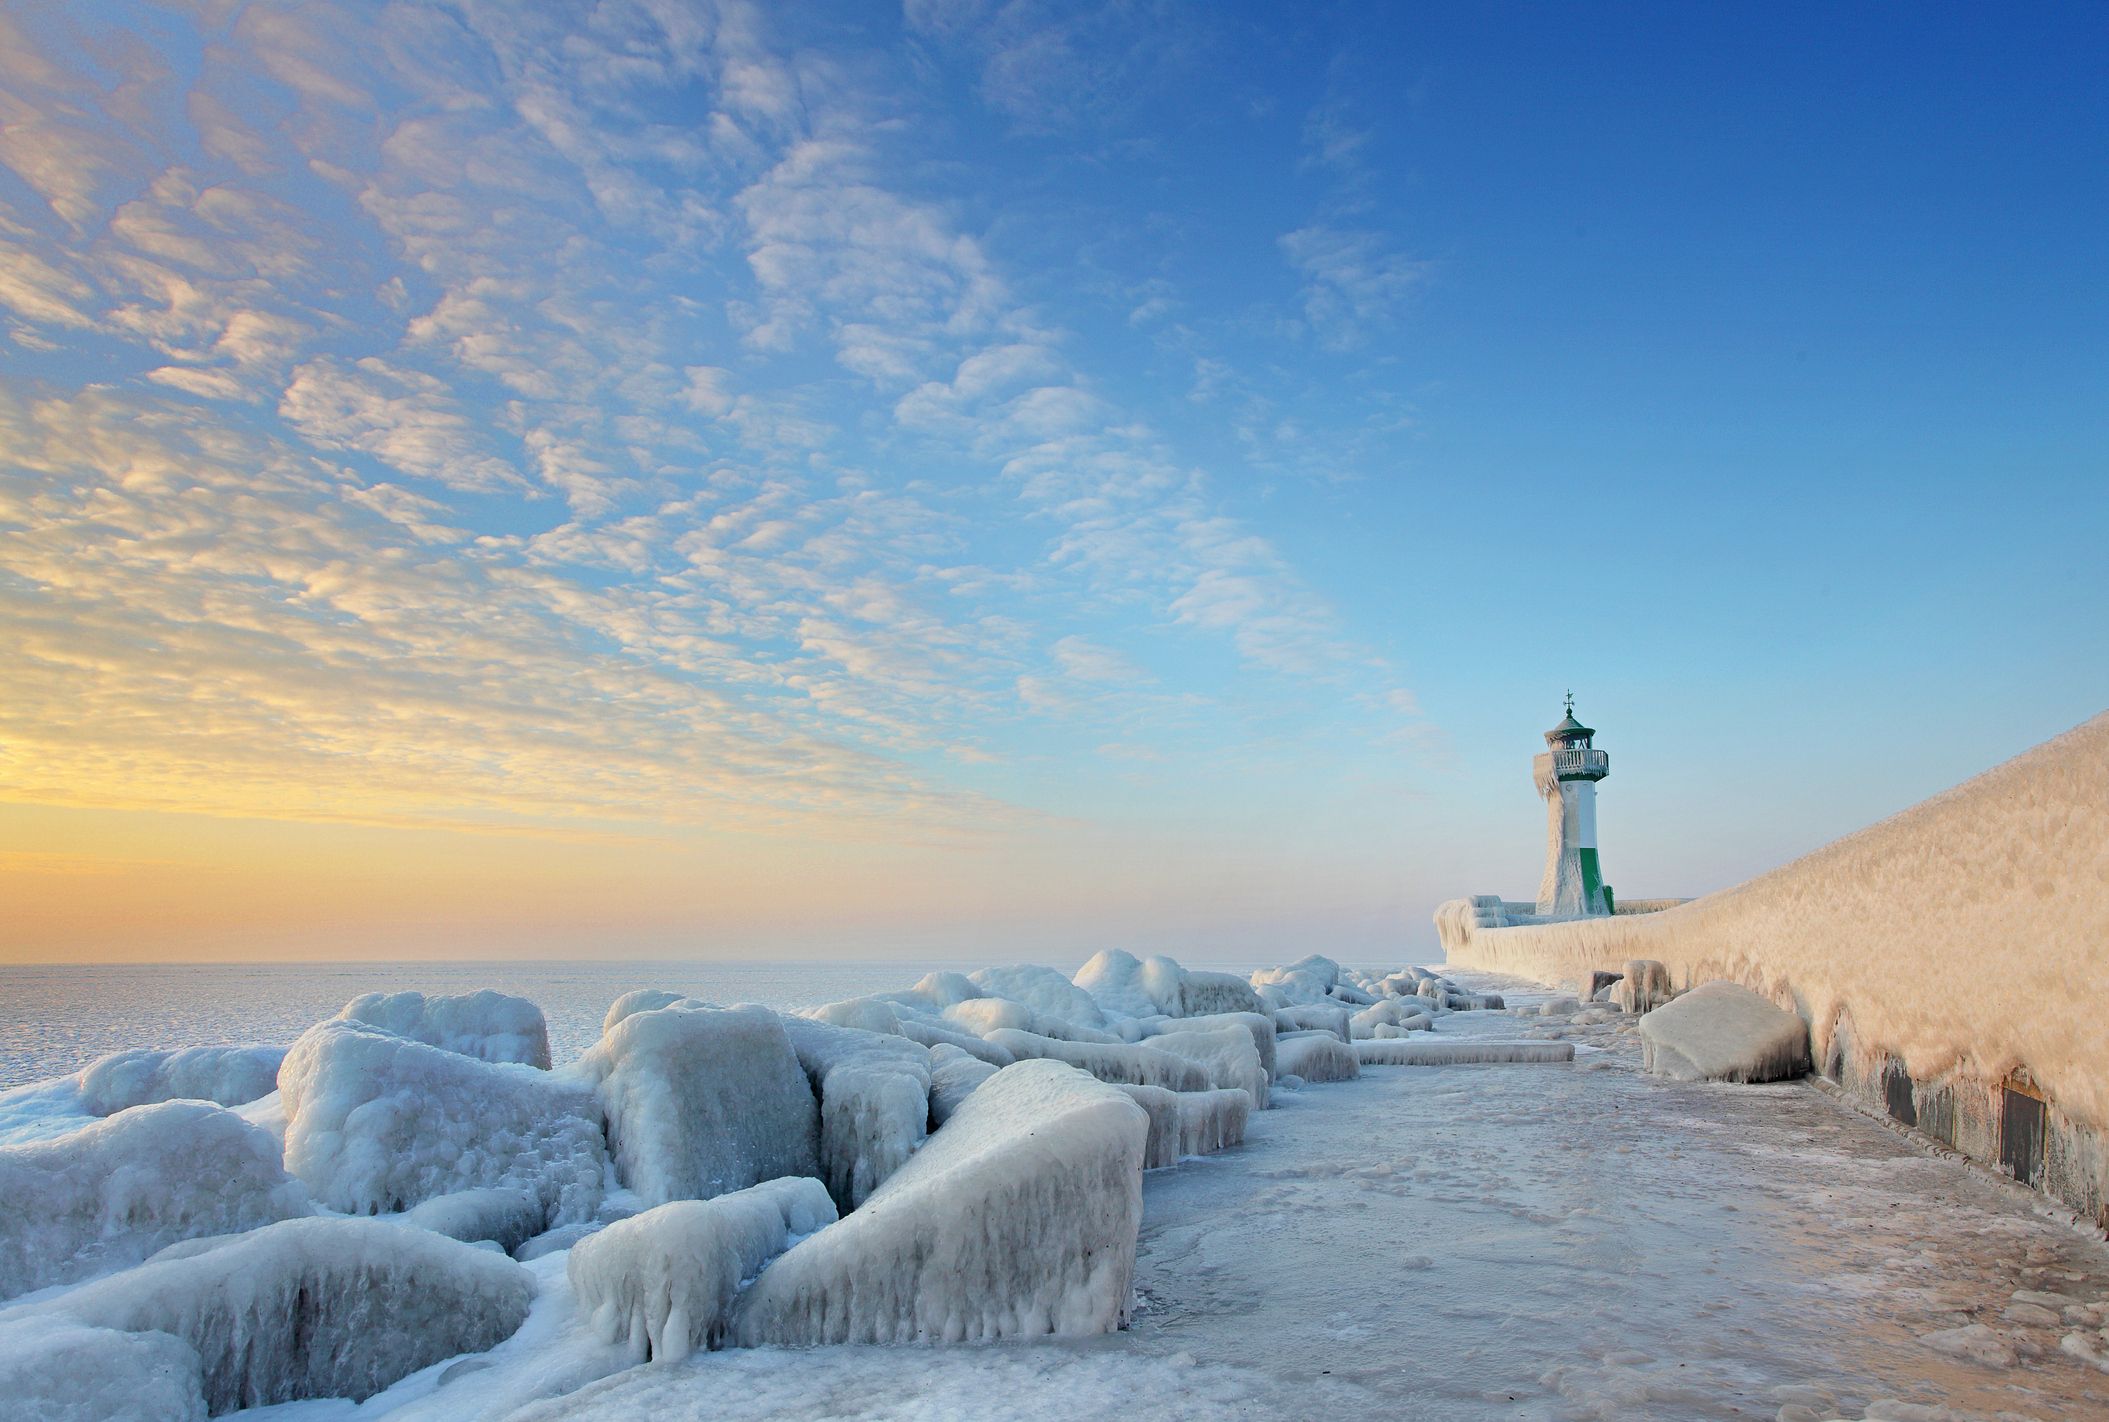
[1,1,2103,960]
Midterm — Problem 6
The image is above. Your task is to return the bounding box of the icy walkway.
[519,972,2109,1422]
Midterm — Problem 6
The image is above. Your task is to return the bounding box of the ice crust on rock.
[0,1316,206,1422]
[942,996,1117,1045]
[568,1176,836,1365]
[280,1019,604,1221]
[1113,1083,1183,1169]
[401,1187,549,1253]
[339,989,553,1069]
[1175,1087,1250,1156]
[1178,970,1266,1017]
[1140,1011,1277,1078]
[30,1216,533,1414]
[730,1060,1147,1346]
[0,1100,309,1302]
[926,1043,999,1127]
[1349,999,1433,1039]
[1273,1003,1352,1040]
[1276,1033,1361,1083]
[775,1014,931,1211]
[1138,1025,1268,1109]
[1613,960,1673,1015]
[601,990,696,1035]
[1071,949,1186,1020]
[572,1004,819,1207]
[981,1028,1210,1092]
[1640,981,1812,1083]
[967,965,1107,1030]
[77,1046,286,1117]
[1353,1039,1576,1066]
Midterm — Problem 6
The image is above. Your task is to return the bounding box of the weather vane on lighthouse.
[1535,694,1613,917]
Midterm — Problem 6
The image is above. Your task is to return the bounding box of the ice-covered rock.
[881,1007,1020,1063]
[568,1176,836,1365]
[1249,966,1333,1007]
[1614,959,1674,1014]
[77,1046,286,1117]
[967,965,1107,1030]
[1281,954,1342,988]
[1176,1088,1251,1156]
[1071,948,1185,1020]
[926,1043,999,1127]
[1369,1020,1430,1037]
[1276,1033,1360,1083]
[730,1060,1147,1345]
[901,971,981,1009]
[573,1004,819,1207]
[0,1101,309,1302]
[1349,999,1433,1039]
[1141,1010,1277,1078]
[1352,1039,1576,1065]
[1273,1003,1352,1040]
[401,1187,548,1253]
[280,1019,604,1221]
[31,1216,533,1414]
[338,990,552,1069]
[0,1316,206,1422]
[1639,981,1811,1083]
[601,990,696,1035]
[981,1029,1210,1092]
[1113,1083,1183,1169]
[1539,996,1583,1016]
[1178,969,1265,1017]
[1137,1025,1268,1109]
[776,1015,931,1211]
[942,996,1118,1045]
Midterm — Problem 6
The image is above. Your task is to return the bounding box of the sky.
[1,1,2104,965]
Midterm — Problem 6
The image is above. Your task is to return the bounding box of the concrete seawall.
[1438,711,2109,1228]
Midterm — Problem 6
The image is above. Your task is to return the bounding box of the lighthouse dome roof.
[1545,709,1594,743]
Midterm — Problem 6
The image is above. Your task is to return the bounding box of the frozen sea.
[0,958,991,1089]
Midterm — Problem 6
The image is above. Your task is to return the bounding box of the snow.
[567,1176,836,1365]
[0,1100,308,1302]
[981,1029,1211,1092]
[967,965,1108,1030]
[338,989,553,1069]
[1438,710,2109,1143]
[775,1014,931,1211]
[1639,981,1812,1083]
[22,1216,533,1413]
[1175,1088,1250,1157]
[729,1060,1147,1346]
[571,1003,819,1207]
[1274,1033,1360,1083]
[76,1045,285,1116]
[280,1019,605,1221]
[1352,1038,1576,1066]
[1136,1026,1268,1109]
[926,1043,998,1127]
[0,1315,206,1421]
[401,1187,549,1253]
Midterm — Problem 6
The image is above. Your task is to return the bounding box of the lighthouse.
[1534,693,1614,917]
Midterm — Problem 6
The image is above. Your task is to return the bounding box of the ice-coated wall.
[1438,710,2109,1223]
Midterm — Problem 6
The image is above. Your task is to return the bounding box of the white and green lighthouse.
[1534,693,1614,917]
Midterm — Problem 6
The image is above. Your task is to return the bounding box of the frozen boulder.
[337,990,551,1069]
[776,1015,931,1211]
[1349,999,1433,1040]
[981,1029,1210,1092]
[400,1186,547,1253]
[926,1043,999,1128]
[1176,1087,1251,1156]
[1143,1010,1276,1078]
[280,1019,604,1222]
[32,1217,531,1414]
[968,965,1107,1030]
[1113,1083,1183,1169]
[731,1060,1147,1345]
[602,989,697,1034]
[1072,949,1185,1020]
[0,1101,309,1302]
[573,1004,819,1207]
[569,1176,836,1365]
[1178,970,1264,1017]
[1370,1021,1430,1037]
[1614,960,1674,1015]
[77,1046,286,1117]
[1539,997,1583,1017]
[1138,1026,1267,1109]
[1280,954,1342,989]
[1273,1003,1352,1041]
[1276,1033,1360,1084]
[1249,967,1332,1007]
[943,996,1118,1045]
[881,1007,1020,1063]
[901,971,981,1009]
[0,1316,206,1422]
[1639,981,1812,1083]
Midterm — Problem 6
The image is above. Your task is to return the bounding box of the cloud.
[1279,223,1426,350]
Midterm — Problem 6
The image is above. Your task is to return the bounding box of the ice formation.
[776,1015,931,1211]
[1176,1087,1251,1156]
[338,989,553,1069]
[1349,999,1433,1039]
[926,1043,999,1127]
[601,989,696,1034]
[28,1216,533,1413]
[568,1177,837,1364]
[730,1060,1147,1345]
[1275,1033,1361,1083]
[1352,1039,1576,1066]
[967,965,1108,1030]
[571,1003,819,1207]
[401,1187,549,1253]
[1639,981,1812,1083]
[981,1029,1211,1092]
[1141,1010,1278,1077]
[1272,1003,1352,1040]
[1177,970,1266,1017]
[1072,948,1187,1019]
[0,1316,206,1422]
[1113,1083,1184,1169]
[76,1046,286,1117]
[1613,959,1673,1015]
[941,996,1116,1045]
[0,1101,309,1302]
[1136,1025,1268,1109]
[279,1019,604,1221]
